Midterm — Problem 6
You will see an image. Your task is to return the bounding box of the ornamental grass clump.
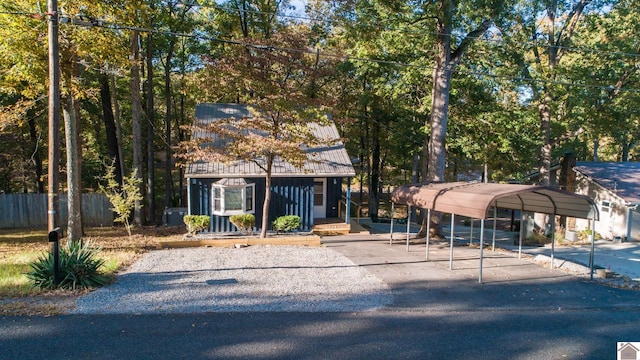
[27,240,110,290]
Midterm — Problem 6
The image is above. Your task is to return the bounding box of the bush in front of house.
[230,214,255,235]
[183,215,211,235]
[272,215,301,234]
[27,240,110,290]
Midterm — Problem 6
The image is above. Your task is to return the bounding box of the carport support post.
[492,206,497,251]
[479,219,485,284]
[518,210,524,259]
[406,206,411,252]
[589,219,596,280]
[550,212,556,269]
[389,203,395,245]
[425,208,431,260]
[469,219,474,245]
[449,213,455,270]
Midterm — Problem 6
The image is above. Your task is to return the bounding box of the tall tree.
[181,26,335,238]
[130,30,144,226]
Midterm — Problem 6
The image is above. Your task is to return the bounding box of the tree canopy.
[0,0,638,227]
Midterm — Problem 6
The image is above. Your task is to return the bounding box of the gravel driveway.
[72,245,392,314]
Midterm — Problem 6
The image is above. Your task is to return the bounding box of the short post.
[48,227,63,287]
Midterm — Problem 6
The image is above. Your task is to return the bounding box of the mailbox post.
[48,227,63,286]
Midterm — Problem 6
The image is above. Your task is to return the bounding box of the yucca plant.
[27,240,111,290]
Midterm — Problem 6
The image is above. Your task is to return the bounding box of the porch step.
[312,219,369,236]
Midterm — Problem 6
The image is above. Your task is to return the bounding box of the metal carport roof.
[390,181,599,221]
[389,182,600,283]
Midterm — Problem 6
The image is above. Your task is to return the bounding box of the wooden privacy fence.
[0,193,114,229]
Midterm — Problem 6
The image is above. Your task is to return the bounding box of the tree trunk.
[423,1,491,237]
[425,3,454,238]
[109,74,125,183]
[179,87,186,206]
[130,30,144,227]
[369,114,380,222]
[260,157,274,239]
[99,74,123,186]
[146,33,156,224]
[622,140,631,162]
[538,92,553,185]
[63,92,82,241]
[164,41,175,211]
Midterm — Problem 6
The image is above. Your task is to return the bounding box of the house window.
[600,200,611,213]
[212,178,255,216]
[314,181,324,206]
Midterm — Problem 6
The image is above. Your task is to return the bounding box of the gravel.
[72,245,392,314]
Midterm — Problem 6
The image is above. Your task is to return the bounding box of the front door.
[314,178,326,219]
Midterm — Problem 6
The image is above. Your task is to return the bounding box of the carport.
[389,182,599,283]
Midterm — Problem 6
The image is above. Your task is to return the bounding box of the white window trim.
[212,182,256,216]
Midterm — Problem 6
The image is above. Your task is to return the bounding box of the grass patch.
[0,251,44,297]
[0,226,185,300]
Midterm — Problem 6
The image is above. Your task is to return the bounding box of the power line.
[84,16,640,94]
[5,4,640,61]
[6,10,640,93]
[185,1,640,60]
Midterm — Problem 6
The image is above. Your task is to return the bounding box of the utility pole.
[47,0,61,231]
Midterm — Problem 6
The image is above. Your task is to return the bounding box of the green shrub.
[183,215,211,235]
[27,240,110,290]
[272,215,301,233]
[230,214,255,234]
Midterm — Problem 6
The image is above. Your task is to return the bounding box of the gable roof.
[186,103,356,178]
[391,182,598,220]
[574,162,640,204]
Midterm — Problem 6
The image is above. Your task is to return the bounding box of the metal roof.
[391,182,598,220]
[574,162,640,204]
[186,103,356,178]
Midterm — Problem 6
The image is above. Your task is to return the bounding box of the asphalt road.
[2,310,638,359]
[2,235,639,360]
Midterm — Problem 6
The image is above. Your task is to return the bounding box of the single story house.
[525,155,640,241]
[572,161,640,241]
[185,103,356,233]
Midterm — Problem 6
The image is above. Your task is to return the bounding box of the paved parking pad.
[322,235,640,312]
